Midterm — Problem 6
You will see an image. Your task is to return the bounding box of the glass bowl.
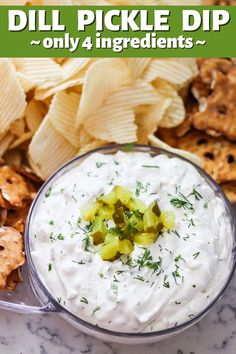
[0,144,235,345]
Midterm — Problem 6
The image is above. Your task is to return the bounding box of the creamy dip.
[31,151,232,332]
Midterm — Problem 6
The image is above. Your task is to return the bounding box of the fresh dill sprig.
[135,249,162,274]
[96,162,106,168]
[193,252,200,259]
[133,275,145,281]
[188,188,203,201]
[92,306,101,316]
[163,274,170,288]
[135,181,150,197]
[80,297,88,304]
[169,190,194,211]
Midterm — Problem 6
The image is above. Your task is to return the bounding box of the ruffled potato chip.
[10,119,25,137]
[35,72,84,100]
[143,59,197,86]
[103,80,161,110]
[29,117,77,180]
[84,106,136,144]
[136,98,171,144]
[25,99,47,134]
[13,58,63,89]
[48,91,80,147]
[0,133,14,158]
[159,94,185,128]
[128,59,152,79]
[10,132,33,150]
[77,59,131,126]
[149,134,204,167]
[0,59,26,134]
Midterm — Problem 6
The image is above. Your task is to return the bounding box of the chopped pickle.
[80,185,175,261]
[122,221,137,239]
[149,200,161,217]
[96,189,117,207]
[128,198,147,214]
[134,232,157,246]
[119,239,134,255]
[90,216,106,245]
[105,228,121,244]
[143,208,158,233]
[81,202,99,221]
[160,211,175,229]
[98,205,114,220]
[114,185,133,207]
[113,207,126,228]
[99,238,120,260]
[125,211,144,232]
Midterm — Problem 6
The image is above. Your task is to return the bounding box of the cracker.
[0,227,25,289]
[0,166,32,208]
[4,268,23,292]
[0,208,7,227]
[176,130,236,183]
[191,58,236,141]
[221,183,236,203]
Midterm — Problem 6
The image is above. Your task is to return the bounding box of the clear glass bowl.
[0,144,235,345]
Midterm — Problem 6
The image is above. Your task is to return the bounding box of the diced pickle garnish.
[128,198,147,214]
[81,202,99,221]
[134,233,157,246]
[143,208,158,233]
[100,238,120,260]
[105,228,121,244]
[114,185,133,207]
[98,205,114,220]
[160,211,175,229]
[90,216,106,245]
[97,190,117,207]
[113,207,126,228]
[119,239,134,255]
[149,201,161,217]
[80,185,175,261]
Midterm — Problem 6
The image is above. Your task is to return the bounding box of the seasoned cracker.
[0,208,7,227]
[0,165,32,208]
[4,268,23,292]
[176,130,236,184]
[221,183,236,203]
[191,59,236,141]
[0,227,25,289]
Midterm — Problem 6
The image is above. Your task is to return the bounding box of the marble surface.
[0,271,235,354]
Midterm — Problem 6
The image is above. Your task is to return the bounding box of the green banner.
[0,6,235,57]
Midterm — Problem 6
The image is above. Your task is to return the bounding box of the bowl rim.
[24,143,236,338]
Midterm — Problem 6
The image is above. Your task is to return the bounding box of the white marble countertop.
[0,271,235,354]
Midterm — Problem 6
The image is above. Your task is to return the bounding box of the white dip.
[31,151,233,333]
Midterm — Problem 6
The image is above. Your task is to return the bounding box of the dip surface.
[31,151,232,332]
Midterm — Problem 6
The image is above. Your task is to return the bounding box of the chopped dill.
[133,275,145,281]
[135,181,150,197]
[193,252,200,259]
[188,188,203,201]
[80,297,88,304]
[96,162,106,168]
[163,274,170,288]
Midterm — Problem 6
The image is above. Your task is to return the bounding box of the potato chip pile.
[0,56,201,180]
